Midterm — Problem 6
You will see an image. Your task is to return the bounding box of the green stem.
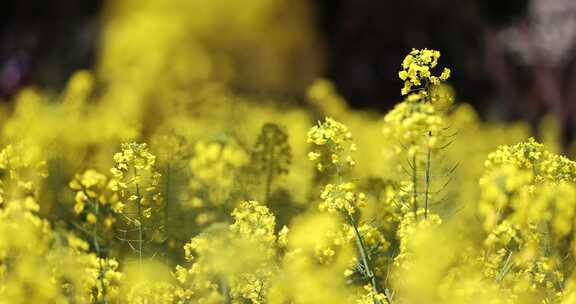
[164,163,171,242]
[348,213,390,304]
[423,80,432,220]
[134,167,144,264]
[90,195,107,304]
[412,154,418,219]
[334,152,392,304]
[424,139,432,220]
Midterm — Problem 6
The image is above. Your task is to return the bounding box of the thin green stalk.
[164,163,171,243]
[423,80,432,220]
[495,250,513,284]
[424,140,432,220]
[412,154,418,219]
[348,213,391,304]
[335,159,390,304]
[89,195,107,304]
[134,167,144,264]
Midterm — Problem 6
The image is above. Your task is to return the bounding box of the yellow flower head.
[399,48,451,96]
[307,117,356,173]
[319,182,366,215]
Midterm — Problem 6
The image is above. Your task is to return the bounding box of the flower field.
[1,1,576,303]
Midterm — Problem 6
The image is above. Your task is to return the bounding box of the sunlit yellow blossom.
[399,48,451,95]
[307,117,356,173]
[320,182,366,215]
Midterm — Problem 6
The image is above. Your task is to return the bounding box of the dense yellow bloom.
[320,182,366,215]
[187,140,249,227]
[0,198,116,303]
[1,7,576,301]
[484,137,576,183]
[399,48,451,95]
[382,97,444,157]
[307,117,356,173]
[394,210,443,270]
[231,200,281,249]
[307,117,352,147]
[0,142,47,204]
[190,140,248,195]
[182,200,284,303]
[70,170,112,216]
[110,142,162,221]
[477,138,576,301]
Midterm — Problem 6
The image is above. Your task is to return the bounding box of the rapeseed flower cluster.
[0,142,46,204]
[382,98,444,157]
[399,49,451,96]
[320,182,366,215]
[307,117,356,173]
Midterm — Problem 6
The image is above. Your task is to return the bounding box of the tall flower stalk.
[70,169,116,303]
[384,48,453,220]
[110,142,162,264]
[308,117,391,304]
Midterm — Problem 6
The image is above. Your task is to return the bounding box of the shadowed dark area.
[0,0,101,97]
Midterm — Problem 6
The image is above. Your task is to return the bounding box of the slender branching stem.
[348,213,388,304]
[164,163,171,247]
[89,195,107,304]
[424,138,432,220]
[334,159,392,304]
[412,154,418,219]
[423,81,433,220]
[134,167,144,264]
